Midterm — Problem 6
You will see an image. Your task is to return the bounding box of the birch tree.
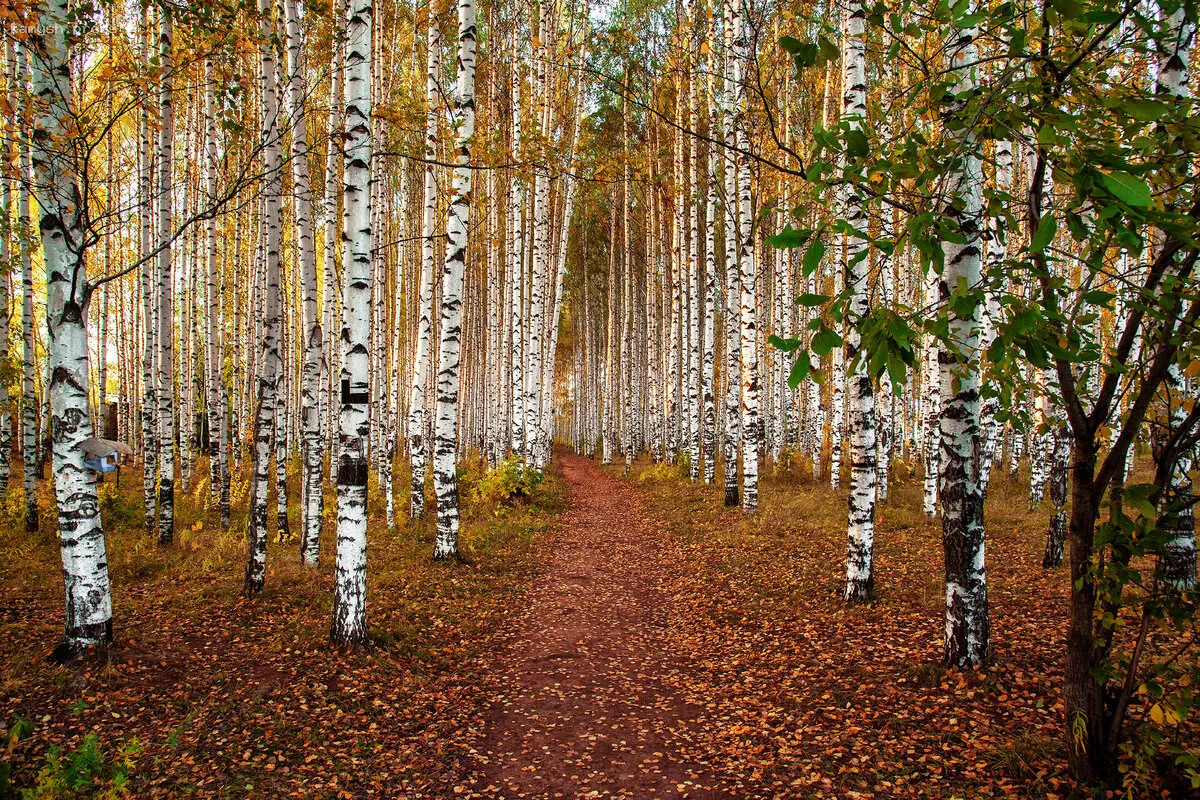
[245,0,286,595]
[29,0,113,661]
[283,0,325,558]
[841,0,875,603]
[155,3,176,545]
[938,10,989,669]
[408,15,439,518]
[432,0,478,559]
[331,0,373,645]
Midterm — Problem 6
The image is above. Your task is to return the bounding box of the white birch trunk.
[245,0,286,594]
[204,58,227,527]
[732,0,758,513]
[940,13,989,668]
[721,22,741,505]
[155,6,176,544]
[977,139,1011,498]
[16,44,39,533]
[29,0,113,658]
[432,0,477,560]
[842,0,876,603]
[283,0,325,560]
[331,0,372,645]
[408,19,439,517]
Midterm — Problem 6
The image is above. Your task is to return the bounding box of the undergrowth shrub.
[3,730,139,800]
[638,463,677,483]
[470,457,543,507]
[97,482,140,533]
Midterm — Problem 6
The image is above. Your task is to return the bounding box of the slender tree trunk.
[16,44,39,533]
[978,139,1012,497]
[940,12,989,668]
[319,0,345,508]
[922,266,940,518]
[155,5,176,545]
[722,25,740,506]
[409,18,439,517]
[245,0,286,595]
[204,58,227,527]
[331,0,373,644]
[283,0,325,559]
[432,0,477,560]
[731,0,758,513]
[842,0,876,603]
[29,0,113,660]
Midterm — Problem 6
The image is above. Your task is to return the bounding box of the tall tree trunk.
[204,58,227,527]
[331,0,372,644]
[842,0,876,603]
[432,0,477,560]
[978,139,1012,498]
[284,0,325,560]
[245,0,286,595]
[409,17,439,518]
[0,48,13,494]
[722,23,740,506]
[29,0,113,660]
[155,4,176,545]
[731,0,758,513]
[940,11,989,668]
[16,44,39,533]
[319,0,345,509]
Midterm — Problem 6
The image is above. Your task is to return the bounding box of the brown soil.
[466,453,733,799]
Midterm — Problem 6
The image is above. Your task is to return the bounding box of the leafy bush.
[21,733,140,800]
[0,715,33,799]
[97,482,140,533]
[637,463,677,483]
[469,457,543,507]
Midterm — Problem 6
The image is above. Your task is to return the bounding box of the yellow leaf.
[1150,703,1164,725]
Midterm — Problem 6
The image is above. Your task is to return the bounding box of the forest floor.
[0,450,1190,798]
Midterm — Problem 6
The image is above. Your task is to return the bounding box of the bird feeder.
[80,437,136,486]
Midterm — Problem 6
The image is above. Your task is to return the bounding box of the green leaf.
[1048,0,1083,18]
[787,353,811,388]
[886,353,907,393]
[845,129,869,159]
[818,34,839,64]
[811,327,844,357]
[1036,123,1057,147]
[767,334,799,353]
[1099,171,1153,208]
[1119,98,1168,122]
[790,43,820,70]
[778,35,804,54]
[802,239,826,277]
[1031,213,1057,253]
[766,225,810,249]
[1081,8,1119,23]
[796,293,829,307]
[1082,290,1117,307]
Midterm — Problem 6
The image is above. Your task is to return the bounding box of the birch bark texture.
[283,0,326,561]
[245,0,286,596]
[409,16,440,519]
[29,0,114,658]
[432,0,478,560]
[731,0,759,514]
[155,5,176,545]
[841,0,876,603]
[939,10,990,669]
[331,0,373,646]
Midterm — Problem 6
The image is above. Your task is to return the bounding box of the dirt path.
[466,453,731,799]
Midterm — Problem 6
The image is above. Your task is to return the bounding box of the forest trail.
[467,453,732,798]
